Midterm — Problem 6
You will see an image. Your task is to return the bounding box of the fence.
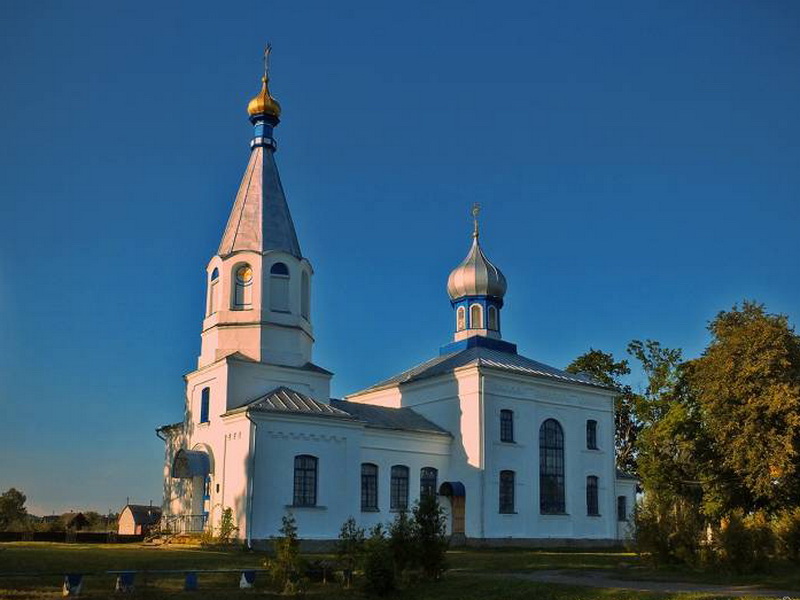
[0,531,144,543]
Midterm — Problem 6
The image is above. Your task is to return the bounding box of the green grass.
[0,543,792,599]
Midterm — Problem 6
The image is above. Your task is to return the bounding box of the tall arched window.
[390,465,409,510]
[586,476,599,516]
[539,419,565,514]
[233,264,253,309]
[487,305,499,331]
[420,467,438,499]
[199,387,210,424]
[470,304,483,329]
[361,463,378,511]
[456,306,466,331]
[293,455,317,507]
[301,271,310,319]
[270,262,290,312]
[499,470,515,513]
[208,268,219,315]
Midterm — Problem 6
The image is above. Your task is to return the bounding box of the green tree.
[0,488,28,531]
[686,302,800,513]
[412,495,448,580]
[362,524,395,594]
[270,511,301,593]
[566,348,640,474]
[388,510,415,576]
[336,516,365,587]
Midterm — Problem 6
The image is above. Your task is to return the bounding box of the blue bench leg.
[115,572,136,593]
[184,571,198,591]
[62,574,83,596]
[240,570,256,588]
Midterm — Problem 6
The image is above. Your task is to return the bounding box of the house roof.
[233,386,356,420]
[350,345,609,395]
[331,400,450,436]
[124,504,162,525]
[228,386,450,437]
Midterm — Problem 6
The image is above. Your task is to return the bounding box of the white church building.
[157,58,637,546]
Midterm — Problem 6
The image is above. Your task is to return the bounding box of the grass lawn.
[446,547,800,590]
[0,542,792,600]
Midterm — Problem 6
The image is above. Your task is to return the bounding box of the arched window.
[586,420,598,449]
[500,409,514,443]
[470,304,483,329]
[301,271,310,319]
[390,465,409,510]
[539,419,565,514]
[499,470,515,513]
[488,305,499,331]
[199,387,210,424]
[270,262,290,312]
[233,264,253,309]
[361,463,378,511]
[293,455,317,507]
[208,268,219,315]
[420,467,438,499]
[456,306,466,331]
[586,476,599,516]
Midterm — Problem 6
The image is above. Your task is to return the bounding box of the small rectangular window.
[500,410,514,443]
[617,495,628,521]
[390,465,409,510]
[499,470,515,513]
[420,467,438,499]
[293,455,317,507]
[361,463,378,511]
[587,476,599,516]
[199,388,210,424]
[586,420,598,450]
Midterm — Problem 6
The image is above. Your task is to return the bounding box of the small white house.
[157,64,637,547]
[118,504,162,536]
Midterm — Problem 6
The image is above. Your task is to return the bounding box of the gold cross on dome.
[472,202,481,238]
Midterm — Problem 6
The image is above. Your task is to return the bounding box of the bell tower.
[199,47,314,369]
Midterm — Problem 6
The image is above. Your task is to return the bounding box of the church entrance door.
[438,481,466,545]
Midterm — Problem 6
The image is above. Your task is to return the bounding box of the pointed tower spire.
[199,49,315,369]
[217,45,302,258]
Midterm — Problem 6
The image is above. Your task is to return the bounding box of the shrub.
[412,495,448,580]
[336,517,365,587]
[388,510,416,576]
[269,512,302,594]
[711,510,774,573]
[633,495,706,567]
[217,507,238,544]
[773,507,800,563]
[363,524,395,595]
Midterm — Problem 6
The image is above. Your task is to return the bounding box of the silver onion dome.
[447,223,507,300]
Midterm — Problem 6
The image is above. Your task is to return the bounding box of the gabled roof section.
[218,146,302,258]
[239,386,355,419]
[331,400,450,436]
[350,345,610,395]
[124,504,162,525]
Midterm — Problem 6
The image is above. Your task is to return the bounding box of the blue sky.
[1,1,799,515]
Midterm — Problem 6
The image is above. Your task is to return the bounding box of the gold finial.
[247,43,281,118]
[472,202,481,239]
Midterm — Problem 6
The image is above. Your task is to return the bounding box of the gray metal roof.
[123,505,162,525]
[351,346,608,395]
[244,386,355,419]
[218,145,302,258]
[331,400,450,436]
[447,234,507,300]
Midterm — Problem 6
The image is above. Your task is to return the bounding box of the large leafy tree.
[0,488,28,531]
[686,302,800,513]
[566,349,640,474]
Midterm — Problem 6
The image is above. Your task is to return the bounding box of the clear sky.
[1,1,799,515]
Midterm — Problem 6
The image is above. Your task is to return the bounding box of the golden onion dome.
[247,75,281,118]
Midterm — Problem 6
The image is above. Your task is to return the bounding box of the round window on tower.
[236,265,253,284]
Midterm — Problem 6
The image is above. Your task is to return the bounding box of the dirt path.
[504,569,799,598]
